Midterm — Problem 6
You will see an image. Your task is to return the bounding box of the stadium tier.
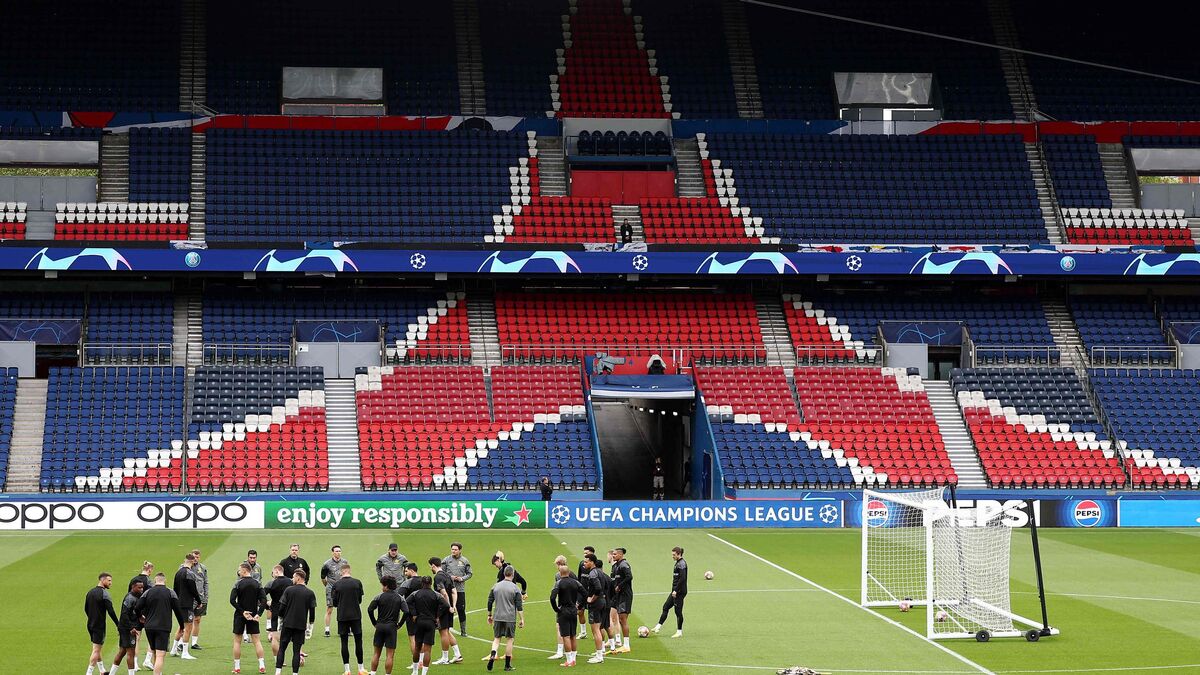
[480,0,562,117]
[1041,135,1111,209]
[83,292,174,364]
[355,365,594,490]
[1070,297,1172,366]
[1089,369,1200,489]
[952,368,1124,489]
[128,126,192,203]
[0,370,14,491]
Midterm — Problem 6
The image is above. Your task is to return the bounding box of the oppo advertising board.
[0,500,264,530]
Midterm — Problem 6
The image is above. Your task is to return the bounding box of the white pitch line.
[998,666,1200,674]
[706,533,996,675]
[1011,591,1200,606]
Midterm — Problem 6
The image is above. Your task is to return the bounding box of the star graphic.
[503,503,533,527]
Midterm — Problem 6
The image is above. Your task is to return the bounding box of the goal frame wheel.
[1025,629,1041,642]
[975,630,991,643]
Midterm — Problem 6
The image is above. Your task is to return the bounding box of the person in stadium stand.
[190,548,210,651]
[574,547,594,640]
[440,543,472,637]
[406,577,451,675]
[539,477,553,501]
[581,554,611,664]
[609,547,634,653]
[110,577,144,675]
[135,573,186,675]
[485,566,525,672]
[491,551,529,596]
[428,557,463,664]
[376,543,407,583]
[279,544,311,584]
[367,576,406,675]
[264,565,292,657]
[396,562,422,660]
[274,569,316,675]
[84,572,119,675]
[171,552,201,660]
[549,563,587,667]
[230,562,268,674]
[652,546,688,638]
[321,545,348,637]
[242,550,264,643]
[331,563,367,675]
[129,560,155,670]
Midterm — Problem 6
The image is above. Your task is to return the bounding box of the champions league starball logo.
[818,503,840,524]
[845,255,863,272]
[551,504,571,525]
[409,253,427,269]
[632,255,649,271]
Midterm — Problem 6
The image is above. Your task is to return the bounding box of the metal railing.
[385,343,474,365]
[970,345,1062,367]
[82,342,173,365]
[500,344,769,366]
[794,345,881,365]
[202,343,292,365]
[1089,345,1178,367]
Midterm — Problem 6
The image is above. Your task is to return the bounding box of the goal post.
[861,488,1060,641]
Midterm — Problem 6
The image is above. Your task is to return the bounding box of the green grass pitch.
[2,528,1197,674]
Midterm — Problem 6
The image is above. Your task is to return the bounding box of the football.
[637,626,650,638]
[704,570,714,580]
[899,601,911,612]
[936,610,949,622]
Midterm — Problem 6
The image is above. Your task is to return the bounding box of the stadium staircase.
[1044,299,1089,370]
[1098,144,1137,209]
[535,136,568,196]
[98,133,130,202]
[986,0,1038,120]
[453,0,486,115]
[468,290,502,367]
[611,205,644,243]
[1025,142,1064,244]
[184,293,203,369]
[720,0,764,119]
[6,379,47,493]
[755,293,796,368]
[673,138,707,197]
[324,379,362,491]
[171,294,190,367]
[180,0,207,112]
[188,131,206,240]
[924,380,987,489]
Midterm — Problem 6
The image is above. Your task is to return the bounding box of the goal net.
[862,489,1056,641]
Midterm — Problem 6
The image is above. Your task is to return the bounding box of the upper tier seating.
[555,0,670,118]
[356,365,594,490]
[0,2,178,110]
[1064,207,1194,246]
[0,202,27,240]
[84,293,174,364]
[638,0,738,118]
[1016,3,1200,120]
[495,291,765,363]
[797,293,1056,365]
[1159,298,1200,335]
[0,293,84,323]
[952,368,1124,488]
[55,202,189,241]
[129,127,191,203]
[746,0,1011,120]
[480,0,562,116]
[1089,369,1200,489]
[1070,297,1171,365]
[704,133,1046,243]
[203,289,469,364]
[168,366,328,492]
[40,367,185,492]
[205,129,523,241]
[1042,135,1111,209]
[206,1,457,114]
[0,369,15,491]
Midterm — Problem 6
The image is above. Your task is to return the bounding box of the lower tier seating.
[1,202,27,239]
[0,370,15,490]
[952,368,1124,488]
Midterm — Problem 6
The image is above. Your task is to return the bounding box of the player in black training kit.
[396,562,421,658]
[610,548,634,653]
[135,573,187,675]
[84,572,119,675]
[331,562,367,675]
[581,554,611,664]
[129,561,155,670]
[368,576,407,675]
[428,557,462,664]
[550,563,587,667]
[265,564,293,656]
[109,578,145,674]
[275,570,317,675]
[407,577,451,675]
[231,562,268,674]
[653,546,688,638]
[172,552,201,659]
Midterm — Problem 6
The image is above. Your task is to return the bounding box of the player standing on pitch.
[547,555,577,661]
[230,562,268,674]
[581,554,611,664]
[264,565,292,657]
[84,572,119,675]
[550,563,586,668]
[406,577,450,675]
[575,547,595,640]
[171,552,201,660]
[190,548,210,652]
[485,565,525,672]
[428,557,463,664]
[332,563,367,675]
[652,546,687,638]
[129,561,155,669]
[279,544,311,584]
[321,545,348,638]
[274,570,316,675]
[441,543,472,637]
[610,547,634,653]
[376,543,407,583]
[367,576,406,675]
[109,577,144,675]
[242,550,265,644]
[135,573,186,675]
[396,562,421,661]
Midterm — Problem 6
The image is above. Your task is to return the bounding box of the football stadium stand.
[1041,135,1112,209]
[0,203,26,240]
[128,126,192,203]
[1090,369,1200,489]
[55,202,189,241]
[1070,297,1172,366]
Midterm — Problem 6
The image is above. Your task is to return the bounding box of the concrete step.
[323,380,362,491]
[611,205,643,244]
[5,379,48,492]
[755,294,796,367]
[924,380,988,489]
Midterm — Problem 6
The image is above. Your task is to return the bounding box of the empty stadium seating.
[637,0,738,119]
[576,130,672,156]
[555,0,671,118]
[129,127,192,203]
[505,197,614,243]
[782,294,873,364]
[479,0,562,116]
[171,366,328,492]
[40,367,185,492]
[639,197,750,243]
[1089,369,1200,489]
[0,293,84,323]
[1042,135,1111,209]
[84,293,174,365]
[355,365,594,490]
[55,202,189,241]
[0,370,15,491]
[0,202,26,240]
[495,291,765,363]
[704,133,1046,243]
[1064,207,1194,246]
[1070,297,1171,365]
[952,368,1124,488]
[205,129,523,241]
